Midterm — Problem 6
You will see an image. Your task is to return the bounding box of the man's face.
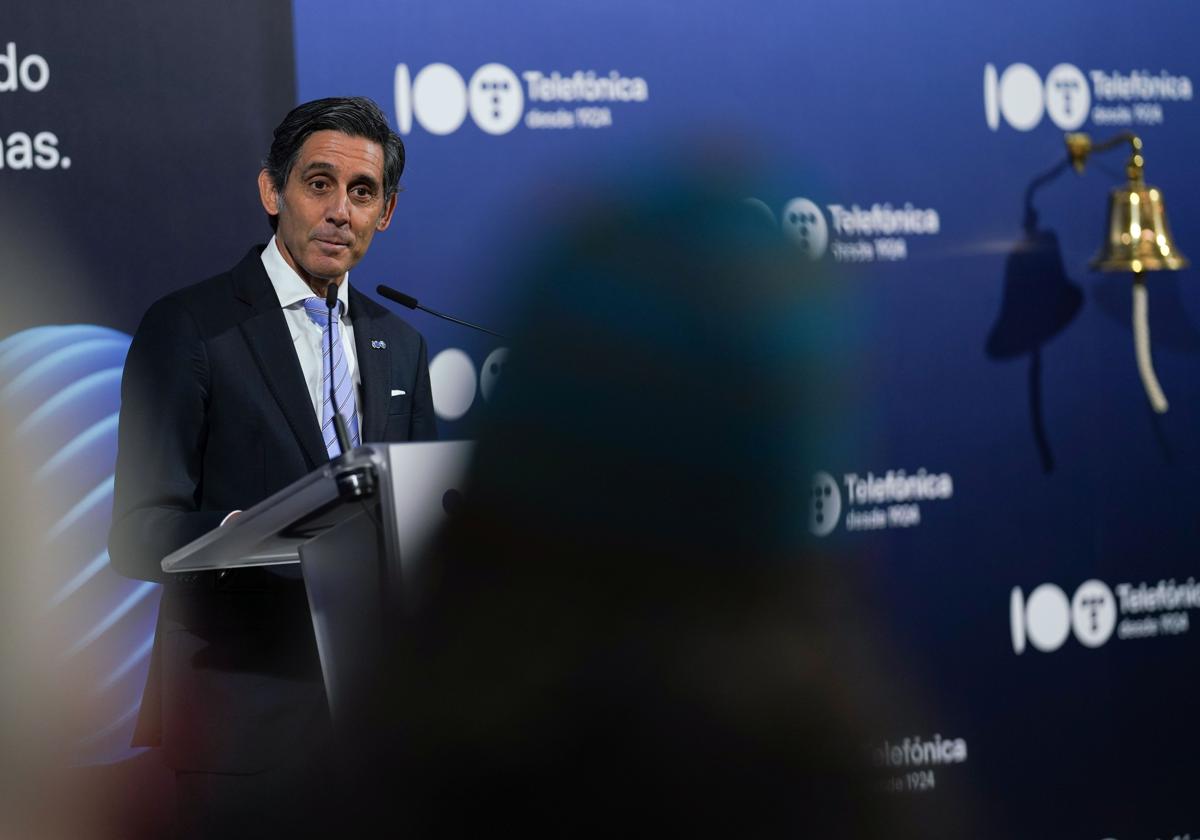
[258,129,397,288]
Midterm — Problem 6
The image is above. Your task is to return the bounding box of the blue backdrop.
[293,3,1200,835]
[4,2,1199,836]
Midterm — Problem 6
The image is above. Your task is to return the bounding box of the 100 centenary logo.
[984,60,1193,131]
[393,61,649,136]
[1010,577,1200,654]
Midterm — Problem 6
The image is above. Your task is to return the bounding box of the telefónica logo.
[1010,579,1117,654]
[984,62,1091,131]
[782,198,829,261]
[773,196,939,264]
[395,62,525,136]
[809,471,842,537]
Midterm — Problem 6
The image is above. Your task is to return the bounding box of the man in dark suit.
[108,97,436,837]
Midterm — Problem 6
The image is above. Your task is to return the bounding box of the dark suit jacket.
[109,245,437,773]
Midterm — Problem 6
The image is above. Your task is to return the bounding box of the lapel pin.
[371,339,387,349]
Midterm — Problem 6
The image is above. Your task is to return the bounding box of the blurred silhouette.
[357,171,965,837]
[987,159,1084,473]
[0,405,70,838]
[0,393,175,840]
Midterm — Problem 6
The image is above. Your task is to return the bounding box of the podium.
[161,441,473,733]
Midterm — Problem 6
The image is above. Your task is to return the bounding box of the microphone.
[376,284,508,339]
[325,282,353,457]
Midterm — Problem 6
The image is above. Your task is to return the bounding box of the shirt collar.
[261,235,351,316]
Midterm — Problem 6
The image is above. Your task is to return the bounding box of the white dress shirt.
[260,235,361,418]
[223,239,363,527]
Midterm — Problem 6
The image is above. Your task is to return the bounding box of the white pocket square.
[390,389,406,397]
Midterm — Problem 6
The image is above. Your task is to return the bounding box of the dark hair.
[262,96,405,229]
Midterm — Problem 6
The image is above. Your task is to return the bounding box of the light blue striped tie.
[302,296,361,458]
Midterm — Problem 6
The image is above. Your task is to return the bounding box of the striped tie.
[302,296,361,458]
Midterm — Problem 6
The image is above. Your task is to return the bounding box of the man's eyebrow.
[350,173,381,190]
[299,160,380,188]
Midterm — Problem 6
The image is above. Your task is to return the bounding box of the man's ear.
[376,192,398,232]
[258,169,280,215]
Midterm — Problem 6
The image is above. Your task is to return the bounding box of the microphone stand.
[326,282,375,501]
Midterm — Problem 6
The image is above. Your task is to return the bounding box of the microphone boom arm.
[376,284,509,340]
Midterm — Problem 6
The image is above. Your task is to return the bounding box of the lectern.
[161,441,473,734]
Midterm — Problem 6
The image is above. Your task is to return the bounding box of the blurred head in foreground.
[384,171,929,836]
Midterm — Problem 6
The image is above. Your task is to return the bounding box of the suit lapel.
[350,289,390,444]
[232,248,329,469]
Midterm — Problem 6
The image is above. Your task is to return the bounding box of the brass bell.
[1068,132,1189,273]
[1092,181,1189,274]
[1067,132,1189,413]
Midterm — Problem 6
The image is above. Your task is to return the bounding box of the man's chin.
[300,254,353,284]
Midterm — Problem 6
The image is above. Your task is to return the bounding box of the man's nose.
[325,190,351,225]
